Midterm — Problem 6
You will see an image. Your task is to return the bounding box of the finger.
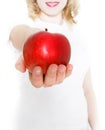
[66,64,73,77]
[29,66,43,88]
[44,64,58,87]
[56,64,66,84]
[15,55,26,72]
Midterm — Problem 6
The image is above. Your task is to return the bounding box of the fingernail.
[35,68,41,75]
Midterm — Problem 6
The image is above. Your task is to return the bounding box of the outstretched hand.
[15,55,73,88]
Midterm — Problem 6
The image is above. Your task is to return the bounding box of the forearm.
[85,91,100,130]
[83,70,100,130]
[9,25,40,51]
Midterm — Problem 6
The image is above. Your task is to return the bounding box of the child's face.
[37,0,68,16]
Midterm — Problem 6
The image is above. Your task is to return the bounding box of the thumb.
[15,55,26,72]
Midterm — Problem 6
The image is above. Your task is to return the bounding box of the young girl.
[9,0,99,130]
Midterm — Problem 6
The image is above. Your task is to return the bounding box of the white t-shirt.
[12,18,90,130]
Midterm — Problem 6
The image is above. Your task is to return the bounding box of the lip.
[45,2,60,7]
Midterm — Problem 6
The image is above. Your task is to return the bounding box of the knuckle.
[56,79,64,84]
[30,77,43,88]
[66,70,72,77]
[32,81,43,88]
[44,84,53,87]
[44,79,55,87]
[57,66,66,75]
[56,81,62,85]
[56,74,65,84]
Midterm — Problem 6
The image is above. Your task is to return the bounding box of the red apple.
[23,31,71,74]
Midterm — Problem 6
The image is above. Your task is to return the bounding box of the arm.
[83,69,100,130]
[9,25,40,50]
[9,25,73,87]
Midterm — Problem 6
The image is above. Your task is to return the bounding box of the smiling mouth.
[45,2,60,7]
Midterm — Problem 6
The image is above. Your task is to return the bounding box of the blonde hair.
[26,0,80,24]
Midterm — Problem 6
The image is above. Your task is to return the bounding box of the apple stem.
[45,28,48,32]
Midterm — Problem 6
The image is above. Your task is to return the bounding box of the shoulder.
[11,17,36,29]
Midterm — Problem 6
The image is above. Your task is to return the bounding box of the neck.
[39,12,63,25]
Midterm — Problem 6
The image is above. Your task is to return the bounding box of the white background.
[0,0,105,129]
